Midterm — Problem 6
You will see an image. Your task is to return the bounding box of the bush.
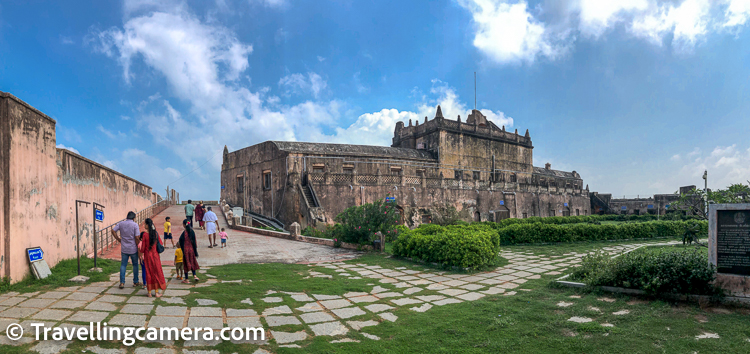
[570,248,721,296]
[334,198,401,245]
[392,226,500,270]
[491,214,698,228]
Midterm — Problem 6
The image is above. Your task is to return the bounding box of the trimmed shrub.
[490,214,698,228]
[493,220,707,245]
[570,247,720,296]
[392,227,500,270]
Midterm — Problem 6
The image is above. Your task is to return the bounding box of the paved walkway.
[100,205,359,266]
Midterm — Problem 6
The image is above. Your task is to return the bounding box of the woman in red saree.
[195,202,206,230]
[179,218,200,283]
[139,218,166,297]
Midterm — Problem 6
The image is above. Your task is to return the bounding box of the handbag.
[156,238,165,254]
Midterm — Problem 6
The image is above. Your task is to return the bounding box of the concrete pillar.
[289,222,301,236]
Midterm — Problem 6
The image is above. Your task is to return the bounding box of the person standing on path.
[111,211,141,289]
[140,218,167,297]
[184,200,195,227]
[203,206,219,248]
[195,201,206,230]
[179,219,200,283]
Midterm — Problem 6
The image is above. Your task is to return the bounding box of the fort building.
[221,106,591,229]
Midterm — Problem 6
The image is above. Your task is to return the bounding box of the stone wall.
[0,92,157,282]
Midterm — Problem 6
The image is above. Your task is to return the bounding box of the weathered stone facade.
[221,106,591,229]
[590,185,696,216]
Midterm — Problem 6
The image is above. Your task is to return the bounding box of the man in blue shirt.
[112,211,141,289]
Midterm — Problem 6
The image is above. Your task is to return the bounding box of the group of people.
[111,210,205,297]
[183,200,228,248]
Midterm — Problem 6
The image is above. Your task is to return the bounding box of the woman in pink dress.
[179,219,200,283]
[139,218,166,297]
[195,202,206,230]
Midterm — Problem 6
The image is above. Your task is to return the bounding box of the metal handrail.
[91,198,172,257]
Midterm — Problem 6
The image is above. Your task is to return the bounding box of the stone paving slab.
[331,307,366,319]
[296,303,324,313]
[148,316,185,329]
[98,295,127,303]
[85,301,117,312]
[49,300,88,309]
[319,299,352,309]
[155,306,187,317]
[126,297,156,304]
[456,292,485,301]
[416,295,446,302]
[187,316,224,330]
[433,298,462,306]
[312,294,341,300]
[347,320,379,331]
[18,298,57,308]
[121,304,154,314]
[391,298,422,306]
[190,307,222,317]
[349,295,378,303]
[266,315,302,327]
[31,309,72,321]
[37,291,71,300]
[271,330,308,344]
[364,304,395,313]
[309,321,348,336]
[106,287,137,295]
[438,289,468,297]
[0,297,25,306]
[67,310,109,323]
[226,308,257,317]
[290,294,315,302]
[262,305,292,316]
[227,317,263,328]
[109,314,148,327]
[300,312,335,324]
[65,292,99,301]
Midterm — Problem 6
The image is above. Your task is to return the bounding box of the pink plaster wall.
[0,92,156,282]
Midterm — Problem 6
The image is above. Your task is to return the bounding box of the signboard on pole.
[221,186,225,190]
[499,200,505,206]
[564,203,568,207]
[647,204,654,209]
[95,209,104,222]
[27,247,51,279]
[621,206,627,210]
[385,197,396,203]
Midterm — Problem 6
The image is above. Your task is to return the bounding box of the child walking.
[174,247,184,280]
[220,228,228,248]
[164,217,175,248]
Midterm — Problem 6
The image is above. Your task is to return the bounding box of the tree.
[670,182,750,220]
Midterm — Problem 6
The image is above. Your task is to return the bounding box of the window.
[522,212,528,219]
[236,175,244,193]
[343,165,354,173]
[312,165,324,173]
[549,209,555,217]
[263,171,272,190]
[421,214,432,223]
[390,167,402,176]
[575,209,580,216]
[510,173,517,183]
[454,170,462,179]
[416,169,425,177]
[473,171,481,180]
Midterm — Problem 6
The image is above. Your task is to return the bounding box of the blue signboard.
[221,186,225,190]
[665,205,670,209]
[95,209,104,222]
[385,197,396,203]
[499,200,505,206]
[621,206,627,210]
[27,248,44,262]
[564,203,568,207]
[647,204,654,209]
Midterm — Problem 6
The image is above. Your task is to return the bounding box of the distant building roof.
[271,141,436,160]
[532,166,579,179]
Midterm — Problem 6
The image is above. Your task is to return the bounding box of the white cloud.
[459,0,750,64]
[671,154,681,161]
[91,0,519,198]
[56,144,80,155]
[279,72,328,99]
[459,0,563,64]
[250,0,286,8]
[317,56,325,62]
[724,0,750,27]
[97,125,126,139]
[60,35,74,45]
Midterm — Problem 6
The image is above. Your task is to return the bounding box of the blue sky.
[2,0,750,200]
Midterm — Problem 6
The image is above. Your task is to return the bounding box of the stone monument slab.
[709,204,750,297]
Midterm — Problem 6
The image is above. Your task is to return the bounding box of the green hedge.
[569,247,720,296]
[488,213,697,228]
[493,220,707,244]
[392,225,500,270]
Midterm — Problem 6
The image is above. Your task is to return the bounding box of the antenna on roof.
[474,72,477,110]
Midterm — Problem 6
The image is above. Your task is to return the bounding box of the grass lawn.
[1,242,748,353]
[0,256,124,295]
